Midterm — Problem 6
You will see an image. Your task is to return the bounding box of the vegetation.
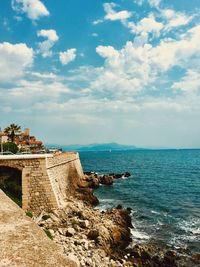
[44,229,53,240]
[26,211,33,218]
[3,142,18,154]
[42,214,51,220]
[4,123,21,142]
[0,167,22,207]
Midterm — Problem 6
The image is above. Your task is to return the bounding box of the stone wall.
[46,152,85,208]
[0,153,85,214]
[0,155,58,214]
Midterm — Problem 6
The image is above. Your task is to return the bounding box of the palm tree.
[4,124,21,142]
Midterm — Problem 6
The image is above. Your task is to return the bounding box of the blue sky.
[0,0,200,148]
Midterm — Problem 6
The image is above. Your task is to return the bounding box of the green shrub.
[42,214,51,220]
[44,229,53,240]
[3,142,18,154]
[26,211,33,218]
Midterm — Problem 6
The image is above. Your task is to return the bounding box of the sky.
[0,0,200,148]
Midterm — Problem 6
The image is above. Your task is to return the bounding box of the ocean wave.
[178,217,200,235]
[151,210,161,215]
[131,228,150,242]
[168,217,200,248]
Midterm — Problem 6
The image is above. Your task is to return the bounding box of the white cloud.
[92,19,104,25]
[0,79,72,113]
[59,49,77,65]
[103,3,132,21]
[105,10,132,21]
[148,0,161,8]
[127,15,164,37]
[0,42,33,82]
[37,29,59,57]
[134,0,161,7]
[96,45,119,59]
[95,42,154,95]
[91,33,98,37]
[93,22,200,97]
[92,2,132,26]
[11,0,49,21]
[161,9,193,30]
[172,70,200,93]
[31,72,57,79]
[134,32,149,47]
[134,0,144,6]
[150,24,200,71]
[37,29,58,42]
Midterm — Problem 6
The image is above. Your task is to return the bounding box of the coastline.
[34,171,200,267]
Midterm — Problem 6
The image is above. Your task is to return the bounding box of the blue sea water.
[79,149,200,252]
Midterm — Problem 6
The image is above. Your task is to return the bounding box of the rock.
[99,175,114,185]
[84,241,89,250]
[163,250,178,266]
[113,174,123,179]
[58,228,66,236]
[67,253,80,267]
[84,174,100,188]
[192,253,200,261]
[87,230,99,241]
[49,229,55,237]
[79,220,90,228]
[124,172,131,177]
[49,213,60,223]
[76,187,99,206]
[66,227,76,237]
[84,171,95,176]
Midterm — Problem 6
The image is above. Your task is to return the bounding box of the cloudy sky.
[0,0,200,148]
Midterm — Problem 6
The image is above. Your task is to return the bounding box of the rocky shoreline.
[33,172,200,267]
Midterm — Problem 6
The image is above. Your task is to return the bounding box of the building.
[0,128,43,153]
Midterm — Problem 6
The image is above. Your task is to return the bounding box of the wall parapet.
[0,154,53,160]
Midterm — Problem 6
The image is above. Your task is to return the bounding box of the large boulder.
[75,187,99,206]
[99,175,114,185]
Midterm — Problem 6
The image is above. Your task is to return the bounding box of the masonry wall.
[0,153,86,214]
[46,152,85,208]
[0,156,58,214]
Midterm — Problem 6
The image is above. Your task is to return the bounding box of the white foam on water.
[151,210,161,215]
[191,228,200,235]
[100,198,115,203]
[157,220,164,226]
[169,217,200,246]
[179,217,200,235]
[131,228,150,241]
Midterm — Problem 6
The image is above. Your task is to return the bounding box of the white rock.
[66,227,76,236]
[67,253,80,267]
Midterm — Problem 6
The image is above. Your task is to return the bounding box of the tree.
[3,142,18,154]
[4,123,21,142]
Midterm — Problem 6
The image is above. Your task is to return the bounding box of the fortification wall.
[0,153,85,213]
[46,152,85,208]
[0,156,58,214]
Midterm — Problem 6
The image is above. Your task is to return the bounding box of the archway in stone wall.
[0,166,22,207]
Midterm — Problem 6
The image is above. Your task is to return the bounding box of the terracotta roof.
[29,140,42,145]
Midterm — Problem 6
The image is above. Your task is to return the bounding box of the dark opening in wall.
[0,166,22,207]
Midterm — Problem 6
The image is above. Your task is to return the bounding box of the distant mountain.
[46,142,142,152]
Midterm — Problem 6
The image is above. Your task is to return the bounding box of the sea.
[79,149,200,253]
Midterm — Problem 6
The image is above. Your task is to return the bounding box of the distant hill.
[46,142,142,152]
